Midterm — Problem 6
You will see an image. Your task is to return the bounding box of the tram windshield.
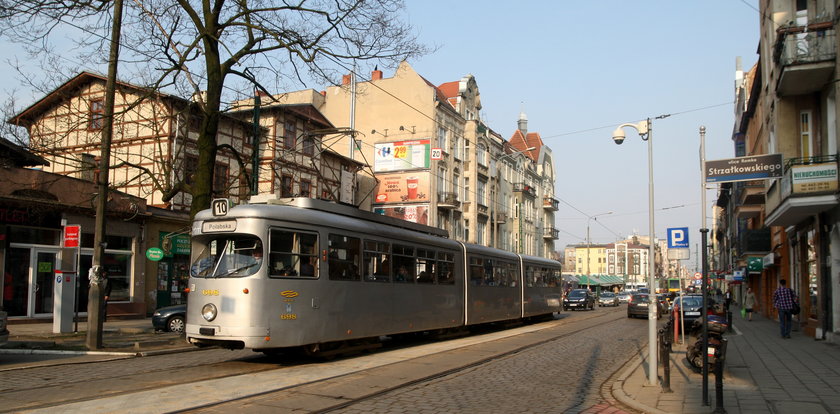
[191,236,263,278]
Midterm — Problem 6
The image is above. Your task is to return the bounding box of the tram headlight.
[201,303,218,322]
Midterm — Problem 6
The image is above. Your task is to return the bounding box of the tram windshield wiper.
[215,262,258,278]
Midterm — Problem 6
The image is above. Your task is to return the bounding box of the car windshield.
[569,290,588,298]
[677,297,703,308]
[601,292,615,297]
[191,236,263,278]
[632,294,650,303]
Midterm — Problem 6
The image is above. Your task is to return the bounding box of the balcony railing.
[543,227,559,240]
[774,24,835,95]
[437,192,460,209]
[543,196,559,210]
[514,183,537,198]
[493,211,507,224]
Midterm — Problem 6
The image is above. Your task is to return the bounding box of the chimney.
[371,69,383,81]
[342,74,351,85]
[320,90,326,96]
[518,112,528,136]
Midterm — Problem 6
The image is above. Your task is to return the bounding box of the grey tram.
[185,197,562,354]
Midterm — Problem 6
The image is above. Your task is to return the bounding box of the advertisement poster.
[374,172,431,204]
[791,162,838,193]
[375,205,430,225]
[374,139,430,172]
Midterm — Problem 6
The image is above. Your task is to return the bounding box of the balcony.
[765,155,840,227]
[477,203,489,217]
[493,211,507,224]
[514,183,537,198]
[543,196,559,211]
[543,227,559,240]
[774,24,835,96]
[437,192,460,209]
[733,180,765,219]
[736,228,771,257]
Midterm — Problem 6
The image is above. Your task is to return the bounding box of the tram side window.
[416,249,435,284]
[497,261,517,287]
[525,265,536,287]
[328,234,360,281]
[392,244,416,283]
[546,267,560,287]
[469,257,484,286]
[438,252,455,285]
[364,241,390,282]
[268,230,318,278]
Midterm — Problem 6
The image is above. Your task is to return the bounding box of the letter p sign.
[667,227,689,249]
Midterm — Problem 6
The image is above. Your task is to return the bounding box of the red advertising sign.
[64,225,81,248]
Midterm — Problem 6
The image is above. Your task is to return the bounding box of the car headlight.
[201,303,218,322]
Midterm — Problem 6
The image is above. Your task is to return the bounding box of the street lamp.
[612,118,658,386]
[586,211,613,278]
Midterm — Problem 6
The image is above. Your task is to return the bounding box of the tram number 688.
[280,313,297,320]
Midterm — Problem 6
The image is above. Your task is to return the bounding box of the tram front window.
[191,237,263,278]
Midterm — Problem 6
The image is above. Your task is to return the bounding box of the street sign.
[64,225,81,248]
[693,272,702,280]
[431,148,443,160]
[667,227,689,249]
[705,154,783,183]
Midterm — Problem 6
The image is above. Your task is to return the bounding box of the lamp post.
[586,211,613,279]
[612,118,658,386]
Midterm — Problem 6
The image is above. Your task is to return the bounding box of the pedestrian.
[724,289,733,311]
[743,287,757,321]
[772,279,798,339]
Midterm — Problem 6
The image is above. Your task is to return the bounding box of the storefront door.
[33,249,58,316]
[4,247,31,317]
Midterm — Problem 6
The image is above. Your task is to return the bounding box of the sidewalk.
[0,318,192,355]
[613,307,840,414]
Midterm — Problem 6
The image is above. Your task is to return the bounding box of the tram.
[185,197,562,354]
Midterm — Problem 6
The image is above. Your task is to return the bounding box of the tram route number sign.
[212,198,229,216]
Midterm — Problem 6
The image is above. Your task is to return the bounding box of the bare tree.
[1,0,426,217]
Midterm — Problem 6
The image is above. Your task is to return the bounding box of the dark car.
[152,304,186,333]
[627,293,665,318]
[564,289,595,311]
[0,306,8,345]
[671,294,723,327]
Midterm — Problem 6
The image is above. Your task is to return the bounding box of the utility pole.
[87,0,124,350]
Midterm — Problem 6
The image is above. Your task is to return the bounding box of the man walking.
[773,279,797,339]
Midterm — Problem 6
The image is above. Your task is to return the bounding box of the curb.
[611,345,671,414]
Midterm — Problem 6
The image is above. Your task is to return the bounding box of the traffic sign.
[693,272,702,280]
[667,227,689,249]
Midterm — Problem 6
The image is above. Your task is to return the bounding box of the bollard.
[726,310,733,333]
[659,328,672,393]
[713,338,728,413]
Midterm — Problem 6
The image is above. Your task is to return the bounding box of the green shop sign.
[747,257,763,273]
[160,231,191,257]
[146,247,164,262]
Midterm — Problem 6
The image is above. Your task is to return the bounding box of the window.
[392,244,416,283]
[283,119,296,149]
[437,126,446,149]
[477,180,486,206]
[438,168,447,194]
[477,143,487,166]
[464,178,470,202]
[328,234,361,281]
[465,219,470,241]
[268,229,318,277]
[213,164,228,196]
[364,240,390,282]
[303,134,315,156]
[453,135,461,159]
[464,140,470,161]
[476,220,486,245]
[281,175,293,197]
[300,179,311,198]
[88,99,104,130]
[416,248,436,284]
[800,110,813,158]
[438,251,455,284]
[79,153,96,181]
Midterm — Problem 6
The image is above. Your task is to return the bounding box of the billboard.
[374,205,430,225]
[374,172,431,204]
[705,154,783,183]
[374,139,431,172]
[791,162,838,193]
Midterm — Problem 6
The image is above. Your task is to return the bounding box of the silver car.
[598,292,619,307]
[616,291,631,303]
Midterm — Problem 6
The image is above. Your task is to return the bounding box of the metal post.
[701,228,710,406]
[713,338,728,413]
[659,328,672,393]
[646,118,657,386]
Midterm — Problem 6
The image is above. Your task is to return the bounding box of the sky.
[0,1,761,272]
[401,0,761,270]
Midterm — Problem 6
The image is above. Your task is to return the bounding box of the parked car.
[598,292,619,307]
[0,306,8,345]
[564,289,595,311]
[616,291,631,303]
[671,294,723,326]
[152,304,186,333]
[627,293,665,318]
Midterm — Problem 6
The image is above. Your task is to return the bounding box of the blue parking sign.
[667,227,689,249]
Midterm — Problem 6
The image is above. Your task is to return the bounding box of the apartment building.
[719,0,840,341]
